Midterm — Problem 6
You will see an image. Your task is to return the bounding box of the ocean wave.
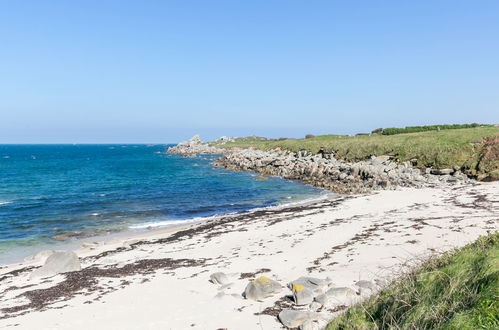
[0,201,12,206]
[128,192,335,230]
[128,217,204,229]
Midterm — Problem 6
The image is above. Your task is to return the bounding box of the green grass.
[327,232,499,330]
[213,127,499,179]
[381,123,491,135]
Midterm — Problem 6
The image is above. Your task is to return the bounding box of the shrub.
[381,123,490,135]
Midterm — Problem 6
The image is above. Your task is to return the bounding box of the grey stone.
[30,251,81,279]
[354,280,376,291]
[293,287,314,305]
[278,309,325,328]
[289,276,331,295]
[431,168,453,175]
[244,276,282,301]
[189,134,201,144]
[210,272,230,285]
[309,301,322,312]
[300,320,320,330]
[325,287,357,297]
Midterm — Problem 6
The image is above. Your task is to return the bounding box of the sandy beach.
[0,181,498,329]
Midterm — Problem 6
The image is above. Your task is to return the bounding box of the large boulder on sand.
[30,251,81,279]
[325,286,357,297]
[210,272,230,285]
[292,284,314,305]
[300,320,320,330]
[278,309,326,328]
[289,276,331,295]
[244,276,282,301]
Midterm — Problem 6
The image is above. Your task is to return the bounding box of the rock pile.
[215,149,471,194]
[166,135,224,155]
[167,136,472,193]
[209,271,381,329]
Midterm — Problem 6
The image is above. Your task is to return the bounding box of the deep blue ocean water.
[0,144,326,264]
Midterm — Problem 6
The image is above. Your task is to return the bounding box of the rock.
[292,285,314,305]
[314,294,331,306]
[430,168,453,175]
[213,143,470,196]
[210,272,230,285]
[289,276,331,295]
[309,301,322,312]
[244,276,282,300]
[217,136,234,143]
[254,176,267,181]
[326,287,357,297]
[52,232,93,240]
[189,134,201,144]
[355,280,377,295]
[371,156,390,165]
[167,135,224,155]
[300,320,320,330]
[278,309,325,328]
[30,251,81,279]
[354,280,376,291]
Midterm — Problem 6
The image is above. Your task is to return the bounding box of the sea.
[0,144,327,265]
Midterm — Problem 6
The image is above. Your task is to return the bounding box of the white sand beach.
[0,182,498,329]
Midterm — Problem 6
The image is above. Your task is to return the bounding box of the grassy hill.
[326,232,499,330]
[213,126,499,180]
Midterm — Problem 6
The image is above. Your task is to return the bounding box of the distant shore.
[168,134,474,194]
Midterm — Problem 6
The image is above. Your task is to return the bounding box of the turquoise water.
[0,144,326,264]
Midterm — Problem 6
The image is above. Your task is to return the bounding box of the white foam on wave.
[128,192,335,231]
[0,201,12,206]
[129,217,204,229]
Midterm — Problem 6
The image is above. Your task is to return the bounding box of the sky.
[0,1,498,143]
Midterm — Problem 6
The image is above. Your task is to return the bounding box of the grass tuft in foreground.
[327,231,499,330]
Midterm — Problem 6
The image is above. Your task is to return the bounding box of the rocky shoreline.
[168,136,472,194]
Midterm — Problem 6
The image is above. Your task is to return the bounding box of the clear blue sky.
[1,1,498,143]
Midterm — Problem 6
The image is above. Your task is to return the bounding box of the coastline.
[1,182,497,329]
[167,135,474,194]
[0,187,332,267]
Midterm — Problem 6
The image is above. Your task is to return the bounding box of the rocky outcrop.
[168,136,473,194]
[215,149,471,194]
[167,135,224,155]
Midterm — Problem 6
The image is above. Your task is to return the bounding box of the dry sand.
[0,182,498,329]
